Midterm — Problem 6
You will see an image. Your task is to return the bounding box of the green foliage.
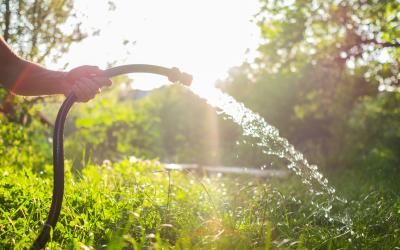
[1,155,399,249]
[0,113,51,171]
[141,85,239,165]
[345,91,400,187]
[63,84,249,166]
[64,88,163,169]
[218,0,400,174]
[0,0,85,63]
[256,0,400,89]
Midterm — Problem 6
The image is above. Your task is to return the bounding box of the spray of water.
[189,84,352,229]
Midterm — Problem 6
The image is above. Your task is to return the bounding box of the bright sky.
[54,0,260,90]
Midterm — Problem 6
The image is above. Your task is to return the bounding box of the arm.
[0,37,111,102]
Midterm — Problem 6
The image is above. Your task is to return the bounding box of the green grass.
[1,156,400,249]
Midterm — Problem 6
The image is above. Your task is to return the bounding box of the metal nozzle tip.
[169,67,193,86]
[180,72,193,86]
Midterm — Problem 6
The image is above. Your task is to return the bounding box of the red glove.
[63,65,112,102]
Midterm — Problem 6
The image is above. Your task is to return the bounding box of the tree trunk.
[3,0,11,42]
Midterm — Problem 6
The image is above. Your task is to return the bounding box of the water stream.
[189,84,352,229]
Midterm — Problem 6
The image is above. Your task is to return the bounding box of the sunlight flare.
[55,0,260,90]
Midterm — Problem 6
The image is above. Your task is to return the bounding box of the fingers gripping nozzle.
[168,67,193,86]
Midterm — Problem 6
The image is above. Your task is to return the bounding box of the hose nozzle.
[168,67,193,86]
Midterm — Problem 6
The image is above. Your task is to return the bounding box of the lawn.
[1,156,399,249]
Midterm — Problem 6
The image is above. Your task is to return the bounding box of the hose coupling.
[168,67,193,86]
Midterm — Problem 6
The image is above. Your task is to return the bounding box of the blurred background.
[1,0,399,185]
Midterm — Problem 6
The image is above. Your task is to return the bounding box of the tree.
[254,0,399,90]
[219,0,400,169]
[0,0,85,124]
[1,0,85,63]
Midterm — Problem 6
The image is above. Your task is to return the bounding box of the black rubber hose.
[32,64,192,249]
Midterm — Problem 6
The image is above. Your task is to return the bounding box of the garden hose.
[32,64,192,249]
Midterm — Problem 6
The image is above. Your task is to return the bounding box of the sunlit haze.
[54,0,260,90]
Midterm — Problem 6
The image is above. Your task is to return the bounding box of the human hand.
[63,65,112,102]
